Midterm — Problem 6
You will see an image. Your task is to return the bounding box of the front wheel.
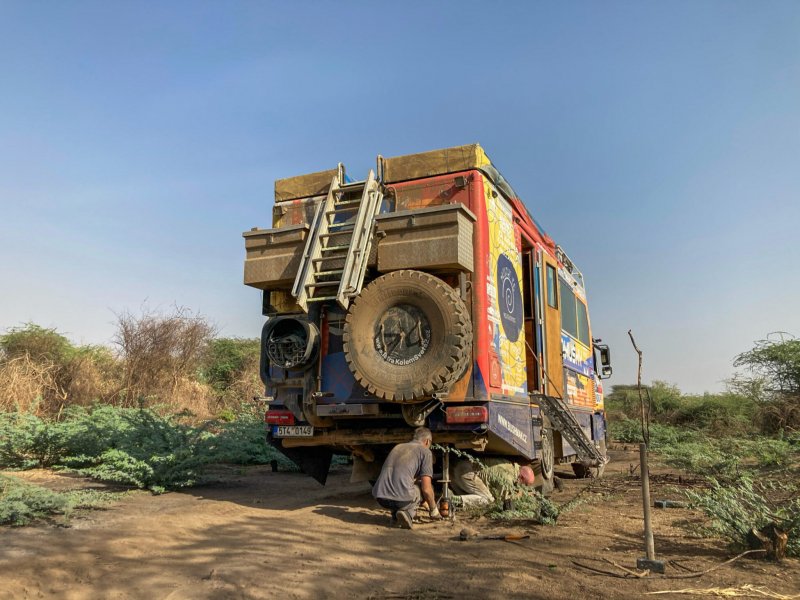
[571,439,608,479]
[535,419,555,496]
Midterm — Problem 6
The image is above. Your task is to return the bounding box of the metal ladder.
[292,166,383,312]
[531,393,608,466]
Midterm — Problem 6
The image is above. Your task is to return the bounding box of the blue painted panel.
[592,412,606,443]
[488,402,533,457]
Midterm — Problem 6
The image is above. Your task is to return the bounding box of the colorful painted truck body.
[243,144,612,486]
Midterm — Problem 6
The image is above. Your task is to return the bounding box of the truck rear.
[243,144,612,488]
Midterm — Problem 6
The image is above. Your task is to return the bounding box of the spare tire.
[343,270,472,402]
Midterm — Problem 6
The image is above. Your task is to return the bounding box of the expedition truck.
[243,144,612,492]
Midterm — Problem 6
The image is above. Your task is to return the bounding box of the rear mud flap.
[269,439,333,485]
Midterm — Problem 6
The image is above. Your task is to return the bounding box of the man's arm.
[419,475,438,518]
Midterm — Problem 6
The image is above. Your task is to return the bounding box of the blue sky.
[1,1,798,392]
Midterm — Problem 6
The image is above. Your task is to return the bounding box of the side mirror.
[594,342,613,379]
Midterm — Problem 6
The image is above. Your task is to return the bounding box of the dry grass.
[0,355,60,414]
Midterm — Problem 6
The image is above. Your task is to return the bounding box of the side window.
[546,264,557,308]
[559,280,578,340]
[577,300,590,346]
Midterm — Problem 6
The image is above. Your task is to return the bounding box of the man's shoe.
[396,510,413,530]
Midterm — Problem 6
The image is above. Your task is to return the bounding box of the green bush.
[660,440,741,478]
[610,418,797,478]
[606,382,758,435]
[0,474,121,526]
[212,412,298,471]
[0,405,298,492]
[687,477,800,557]
[0,323,76,364]
[0,474,67,525]
[608,417,697,449]
[202,338,260,393]
[484,487,560,525]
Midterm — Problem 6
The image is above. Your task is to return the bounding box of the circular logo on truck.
[496,254,522,342]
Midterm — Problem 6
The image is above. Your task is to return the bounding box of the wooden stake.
[640,442,655,561]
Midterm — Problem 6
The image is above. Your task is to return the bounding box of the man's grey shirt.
[372,441,433,502]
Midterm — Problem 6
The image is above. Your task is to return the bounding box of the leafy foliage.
[484,487,560,525]
[735,336,800,396]
[606,382,757,437]
[0,405,295,493]
[0,474,122,526]
[202,338,260,394]
[0,474,68,525]
[0,323,76,364]
[687,477,800,557]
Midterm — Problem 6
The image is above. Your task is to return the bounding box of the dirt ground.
[1,447,798,600]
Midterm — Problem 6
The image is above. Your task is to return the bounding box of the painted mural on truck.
[561,333,594,378]
[484,179,527,398]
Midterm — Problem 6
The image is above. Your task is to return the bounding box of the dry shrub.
[113,306,216,409]
[0,355,61,415]
[757,395,800,434]
[169,378,215,420]
[217,351,262,414]
[63,349,120,408]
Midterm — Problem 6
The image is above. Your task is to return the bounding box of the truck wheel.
[572,439,607,479]
[535,422,555,496]
[343,270,472,402]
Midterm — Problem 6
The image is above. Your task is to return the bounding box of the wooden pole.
[640,442,655,561]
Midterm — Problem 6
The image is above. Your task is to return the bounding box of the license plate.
[273,425,314,437]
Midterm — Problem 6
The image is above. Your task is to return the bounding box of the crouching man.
[372,427,441,529]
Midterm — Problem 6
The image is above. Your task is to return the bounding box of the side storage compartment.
[243,224,309,289]
[374,204,476,273]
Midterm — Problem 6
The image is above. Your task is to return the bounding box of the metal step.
[320,244,350,253]
[320,231,354,240]
[306,280,339,289]
[334,199,362,207]
[326,218,356,229]
[337,180,366,192]
[531,393,607,466]
[307,296,337,303]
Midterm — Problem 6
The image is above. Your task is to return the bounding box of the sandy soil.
[1,447,798,600]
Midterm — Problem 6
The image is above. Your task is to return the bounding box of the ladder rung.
[328,220,355,231]
[334,199,362,207]
[307,296,337,303]
[315,269,344,277]
[312,256,345,264]
[306,281,339,289]
[320,231,353,240]
[321,244,349,252]
[338,180,366,192]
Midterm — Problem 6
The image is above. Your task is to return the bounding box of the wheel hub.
[374,304,431,366]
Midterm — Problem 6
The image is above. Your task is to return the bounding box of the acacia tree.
[734,333,800,431]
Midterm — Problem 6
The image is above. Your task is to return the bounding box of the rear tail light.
[265,409,296,425]
[445,406,488,424]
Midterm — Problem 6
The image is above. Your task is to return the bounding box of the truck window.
[559,279,578,340]
[577,299,590,346]
[546,264,557,308]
